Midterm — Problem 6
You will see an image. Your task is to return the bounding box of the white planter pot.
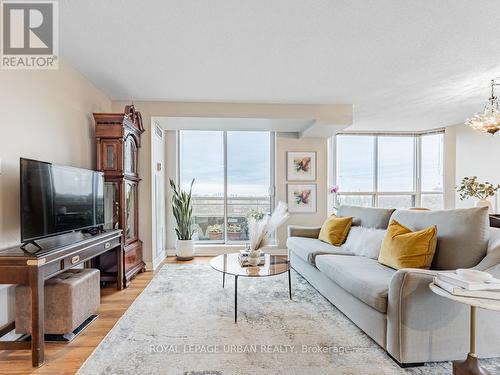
[475,199,493,214]
[176,239,195,260]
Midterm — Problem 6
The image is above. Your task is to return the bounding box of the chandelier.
[465,79,500,135]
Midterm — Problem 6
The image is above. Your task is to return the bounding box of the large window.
[180,131,274,243]
[335,132,444,209]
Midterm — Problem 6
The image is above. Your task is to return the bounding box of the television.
[20,158,105,247]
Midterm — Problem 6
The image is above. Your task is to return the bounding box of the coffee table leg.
[222,272,225,288]
[452,306,491,375]
[234,275,238,323]
[288,269,292,300]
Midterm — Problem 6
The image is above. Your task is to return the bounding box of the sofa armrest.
[474,228,500,271]
[287,225,321,239]
[387,268,468,363]
[473,248,500,271]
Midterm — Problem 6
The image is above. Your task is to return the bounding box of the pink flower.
[329,185,339,194]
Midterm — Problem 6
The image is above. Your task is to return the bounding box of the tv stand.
[0,229,123,367]
[20,240,42,252]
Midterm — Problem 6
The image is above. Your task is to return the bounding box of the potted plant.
[207,224,223,241]
[169,178,195,260]
[456,176,500,213]
[227,224,242,241]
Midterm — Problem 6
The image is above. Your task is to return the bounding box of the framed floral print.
[287,151,316,181]
[287,184,317,213]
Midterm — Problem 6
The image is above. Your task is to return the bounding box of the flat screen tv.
[20,158,104,248]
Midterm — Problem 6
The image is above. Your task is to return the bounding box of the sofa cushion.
[343,226,386,259]
[390,207,489,270]
[287,237,353,265]
[318,215,353,246]
[315,255,396,313]
[378,219,437,270]
[337,205,395,229]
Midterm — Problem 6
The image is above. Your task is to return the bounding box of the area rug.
[77,264,500,375]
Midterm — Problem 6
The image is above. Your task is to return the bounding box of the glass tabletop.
[210,253,290,277]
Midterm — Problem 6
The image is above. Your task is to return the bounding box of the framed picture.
[287,151,316,181]
[288,184,317,213]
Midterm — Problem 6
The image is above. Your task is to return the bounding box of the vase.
[176,239,194,260]
[475,199,493,214]
[247,250,261,266]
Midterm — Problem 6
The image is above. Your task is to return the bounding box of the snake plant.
[169,178,195,240]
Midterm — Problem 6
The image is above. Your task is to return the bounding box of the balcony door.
[180,130,274,243]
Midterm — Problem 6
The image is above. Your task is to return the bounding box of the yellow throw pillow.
[318,215,353,246]
[378,219,437,270]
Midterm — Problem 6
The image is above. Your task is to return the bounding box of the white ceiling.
[60,1,500,131]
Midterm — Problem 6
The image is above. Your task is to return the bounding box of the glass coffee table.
[210,253,291,322]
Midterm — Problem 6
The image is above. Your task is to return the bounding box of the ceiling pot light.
[465,79,500,135]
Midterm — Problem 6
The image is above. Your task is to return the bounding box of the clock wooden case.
[93,105,145,287]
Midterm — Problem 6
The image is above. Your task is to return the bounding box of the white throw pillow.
[343,226,386,259]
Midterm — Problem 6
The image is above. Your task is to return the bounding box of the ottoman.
[15,268,100,335]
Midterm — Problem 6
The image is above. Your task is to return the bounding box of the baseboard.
[166,247,288,257]
[146,251,167,271]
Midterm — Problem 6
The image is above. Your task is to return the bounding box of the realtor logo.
[1,0,58,69]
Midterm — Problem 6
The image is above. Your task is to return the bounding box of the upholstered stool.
[15,268,100,335]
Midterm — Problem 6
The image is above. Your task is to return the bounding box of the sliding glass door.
[180,130,274,243]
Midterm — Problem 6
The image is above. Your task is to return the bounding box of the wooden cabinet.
[94,105,145,287]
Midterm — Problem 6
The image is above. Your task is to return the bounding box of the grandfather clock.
[94,105,145,287]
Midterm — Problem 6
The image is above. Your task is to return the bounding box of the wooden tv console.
[0,230,123,367]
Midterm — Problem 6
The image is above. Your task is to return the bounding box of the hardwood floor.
[0,257,212,375]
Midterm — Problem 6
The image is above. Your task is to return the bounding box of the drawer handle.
[71,255,80,264]
[104,242,111,249]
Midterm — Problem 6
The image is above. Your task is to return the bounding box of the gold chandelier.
[465,79,500,135]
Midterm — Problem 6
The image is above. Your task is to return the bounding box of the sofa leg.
[387,352,425,368]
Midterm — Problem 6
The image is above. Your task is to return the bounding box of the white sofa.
[287,205,500,366]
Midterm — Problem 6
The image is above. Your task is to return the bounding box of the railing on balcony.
[191,196,271,242]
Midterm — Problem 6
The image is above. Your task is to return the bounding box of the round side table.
[429,282,500,375]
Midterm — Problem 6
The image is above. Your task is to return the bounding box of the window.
[335,132,444,209]
[180,131,274,243]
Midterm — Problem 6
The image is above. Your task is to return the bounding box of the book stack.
[238,250,265,267]
[434,272,500,300]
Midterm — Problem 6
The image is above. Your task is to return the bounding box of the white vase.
[475,199,493,214]
[176,239,194,260]
[247,250,261,266]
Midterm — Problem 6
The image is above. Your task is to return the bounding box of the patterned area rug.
[78,264,500,375]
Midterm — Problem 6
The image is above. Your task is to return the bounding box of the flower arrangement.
[247,202,290,252]
[456,176,500,201]
[329,185,340,209]
[329,185,339,194]
[207,224,223,241]
[227,224,241,233]
[207,224,222,234]
[245,208,266,222]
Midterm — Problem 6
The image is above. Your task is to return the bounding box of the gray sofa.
[287,205,500,366]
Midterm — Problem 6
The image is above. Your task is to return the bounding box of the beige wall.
[0,61,111,328]
[276,133,328,247]
[454,124,500,212]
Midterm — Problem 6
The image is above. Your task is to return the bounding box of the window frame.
[333,131,444,209]
[178,130,276,244]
